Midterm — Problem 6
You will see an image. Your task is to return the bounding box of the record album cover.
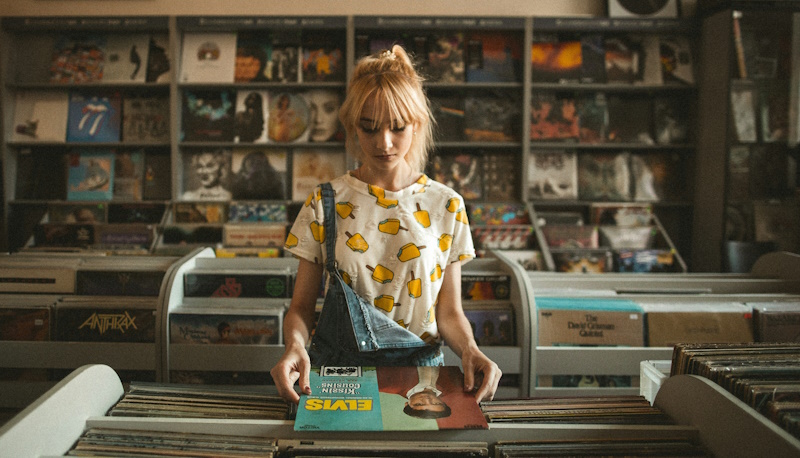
[182,89,235,142]
[578,152,631,201]
[302,31,346,82]
[146,34,171,83]
[230,149,287,200]
[113,150,145,201]
[465,31,521,83]
[66,92,122,143]
[528,150,578,200]
[102,34,150,83]
[425,32,465,83]
[267,91,309,143]
[530,92,580,141]
[233,90,269,143]
[180,32,237,83]
[295,366,488,431]
[170,310,281,345]
[67,149,115,201]
[292,149,347,201]
[12,91,69,143]
[49,34,106,83]
[530,36,582,83]
[431,154,482,200]
[122,96,170,143]
[181,149,233,201]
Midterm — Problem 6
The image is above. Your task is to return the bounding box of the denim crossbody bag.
[307,182,442,367]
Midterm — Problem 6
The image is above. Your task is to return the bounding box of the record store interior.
[1,0,800,456]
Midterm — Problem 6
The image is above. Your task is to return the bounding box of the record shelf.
[492,250,800,398]
[1,363,798,457]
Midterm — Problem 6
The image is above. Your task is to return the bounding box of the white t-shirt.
[285,173,475,341]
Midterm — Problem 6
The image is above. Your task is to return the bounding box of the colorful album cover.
[302,30,346,82]
[530,92,580,141]
[146,33,171,83]
[528,150,578,200]
[142,153,172,201]
[659,36,694,85]
[605,95,654,144]
[653,97,689,145]
[102,34,150,83]
[292,149,347,201]
[94,223,156,248]
[552,249,614,274]
[302,89,344,143]
[467,202,530,226]
[181,149,232,201]
[169,311,281,345]
[174,202,227,224]
[464,307,515,346]
[541,224,599,249]
[295,366,488,431]
[604,36,636,84]
[66,92,122,143]
[183,272,293,298]
[76,270,166,296]
[425,32,465,83]
[430,95,465,142]
[229,149,287,200]
[55,304,157,342]
[113,150,145,201]
[461,274,511,300]
[630,34,663,85]
[577,93,609,144]
[430,154,482,200]
[268,91,309,142]
[228,202,287,223]
[122,96,170,143]
[12,91,69,142]
[181,89,236,142]
[530,36,582,83]
[179,32,237,83]
[49,34,106,83]
[482,153,519,201]
[616,249,676,273]
[0,307,51,341]
[234,32,273,83]
[630,152,684,202]
[464,94,520,142]
[465,31,521,83]
[47,203,106,224]
[67,149,115,201]
[577,152,631,201]
[234,90,269,143]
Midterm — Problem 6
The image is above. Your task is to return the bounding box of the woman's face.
[195,153,221,188]
[306,90,340,142]
[356,95,415,174]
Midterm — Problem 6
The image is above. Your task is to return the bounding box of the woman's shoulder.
[419,175,467,203]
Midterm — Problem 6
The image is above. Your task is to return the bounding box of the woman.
[271,45,500,404]
[304,89,343,142]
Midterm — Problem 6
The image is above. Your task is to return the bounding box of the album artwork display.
[430,154,482,200]
[230,149,287,200]
[12,91,69,142]
[291,149,347,201]
[146,33,171,83]
[599,225,656,249]
[590,203,652,227]
[66,92,122,143]
[228,202,287,223]
[169,307,282,345]
[180,32,237,83]
[233,90,269,143]
[577,152,631,201]
[616,248,677,273]
[183,270,293,298]
[121,96,170,143]
[302,88,344,143]
[234,32,272,83]
[423,32,466,83]
[174,202,226,224]
[483,153,519,201]
[54,297,158,343]
[181,149,233,201]
[295,366,488,431]
[267,91,310,143]
[49,34,106,83]
[630,152,684,202]
[461,274,511,300]
[113,150,145,201]
[463,305,515,346]
[604,36,637,84]
[102,34,150,83]
[659,35,694,85]
[67,149,115,201]
[528,150,578,200]
[302,30,346,82]
[181,89,235,142]
[464,94,520,142]
[223,223,287,248]
[467,202,530,226]
[530,35,582,84]
[577,93,609,143]
[552,249,614,273]
[529,92,580,141]
[47,203,106,224]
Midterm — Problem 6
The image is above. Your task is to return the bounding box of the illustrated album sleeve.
[295,366,488,431]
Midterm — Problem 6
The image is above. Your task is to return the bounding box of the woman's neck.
[353,165,420,192]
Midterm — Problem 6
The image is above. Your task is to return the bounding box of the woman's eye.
[392,125,407,132]
[359,126,378,134]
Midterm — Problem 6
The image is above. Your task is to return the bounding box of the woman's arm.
[435,261,501,402]
[270,258,324,403]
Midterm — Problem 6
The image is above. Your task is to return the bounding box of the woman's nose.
[376,129,393,150]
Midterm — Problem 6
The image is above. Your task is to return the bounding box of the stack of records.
[481,395,672,424]
[107,382,290,420]
[278,439,489,457]
[494,436,708,457]
[671,342,800,440]
[68,428,278,457]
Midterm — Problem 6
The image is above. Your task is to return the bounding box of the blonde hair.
[339,44,434,172]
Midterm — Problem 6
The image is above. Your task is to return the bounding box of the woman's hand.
[270,343,312,404]
[460,344,502,402]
